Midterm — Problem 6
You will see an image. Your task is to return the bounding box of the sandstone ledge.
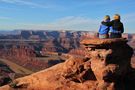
[81,38,127,46]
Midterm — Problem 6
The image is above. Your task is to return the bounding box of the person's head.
[113,14,121,20]
[104,15,110,21]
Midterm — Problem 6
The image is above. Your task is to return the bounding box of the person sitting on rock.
[102,14,124,38]
[98,15,111,39]
[110,14,124,38]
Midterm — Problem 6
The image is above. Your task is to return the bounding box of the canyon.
[0,30,135,90]
[0,38,135,90]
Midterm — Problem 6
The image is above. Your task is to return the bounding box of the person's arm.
[101,21,113,26]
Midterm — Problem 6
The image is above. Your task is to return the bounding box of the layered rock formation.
[0,45,48,71]
[0,61,15,86]
[81,38,133,90]
[0,38,134,90]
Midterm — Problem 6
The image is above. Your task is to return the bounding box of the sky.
[0,0,135,33]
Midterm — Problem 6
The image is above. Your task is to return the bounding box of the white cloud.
[78,0,111,6]
[123,13,135,23]
[0,16,11,20]
[14,16,100,31]
[0,16,100,31]
[0,0,50,8]
[51,16,99,29]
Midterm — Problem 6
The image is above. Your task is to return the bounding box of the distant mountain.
[0,30,21,35]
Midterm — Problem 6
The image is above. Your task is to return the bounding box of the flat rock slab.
[81,38,127,47]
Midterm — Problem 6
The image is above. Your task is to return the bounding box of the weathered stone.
[0,38,133,90]
[81,38,133,90]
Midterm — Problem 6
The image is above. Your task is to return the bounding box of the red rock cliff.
[0,38,134,90]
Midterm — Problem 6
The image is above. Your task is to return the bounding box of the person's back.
[98,15,110,39]
[110,14,124,38]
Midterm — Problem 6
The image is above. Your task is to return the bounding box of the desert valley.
[0,30,135,90]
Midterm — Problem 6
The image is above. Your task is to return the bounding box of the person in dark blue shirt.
[98,15,111,39]
[110,14,124,38]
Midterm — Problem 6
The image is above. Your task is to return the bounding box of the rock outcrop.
[0,61,15,86]
[81,38,133,90]
[0,38,133,90]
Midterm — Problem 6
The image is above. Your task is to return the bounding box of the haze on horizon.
[0,0,135,33]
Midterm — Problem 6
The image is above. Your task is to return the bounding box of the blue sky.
[0,0,135,33]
